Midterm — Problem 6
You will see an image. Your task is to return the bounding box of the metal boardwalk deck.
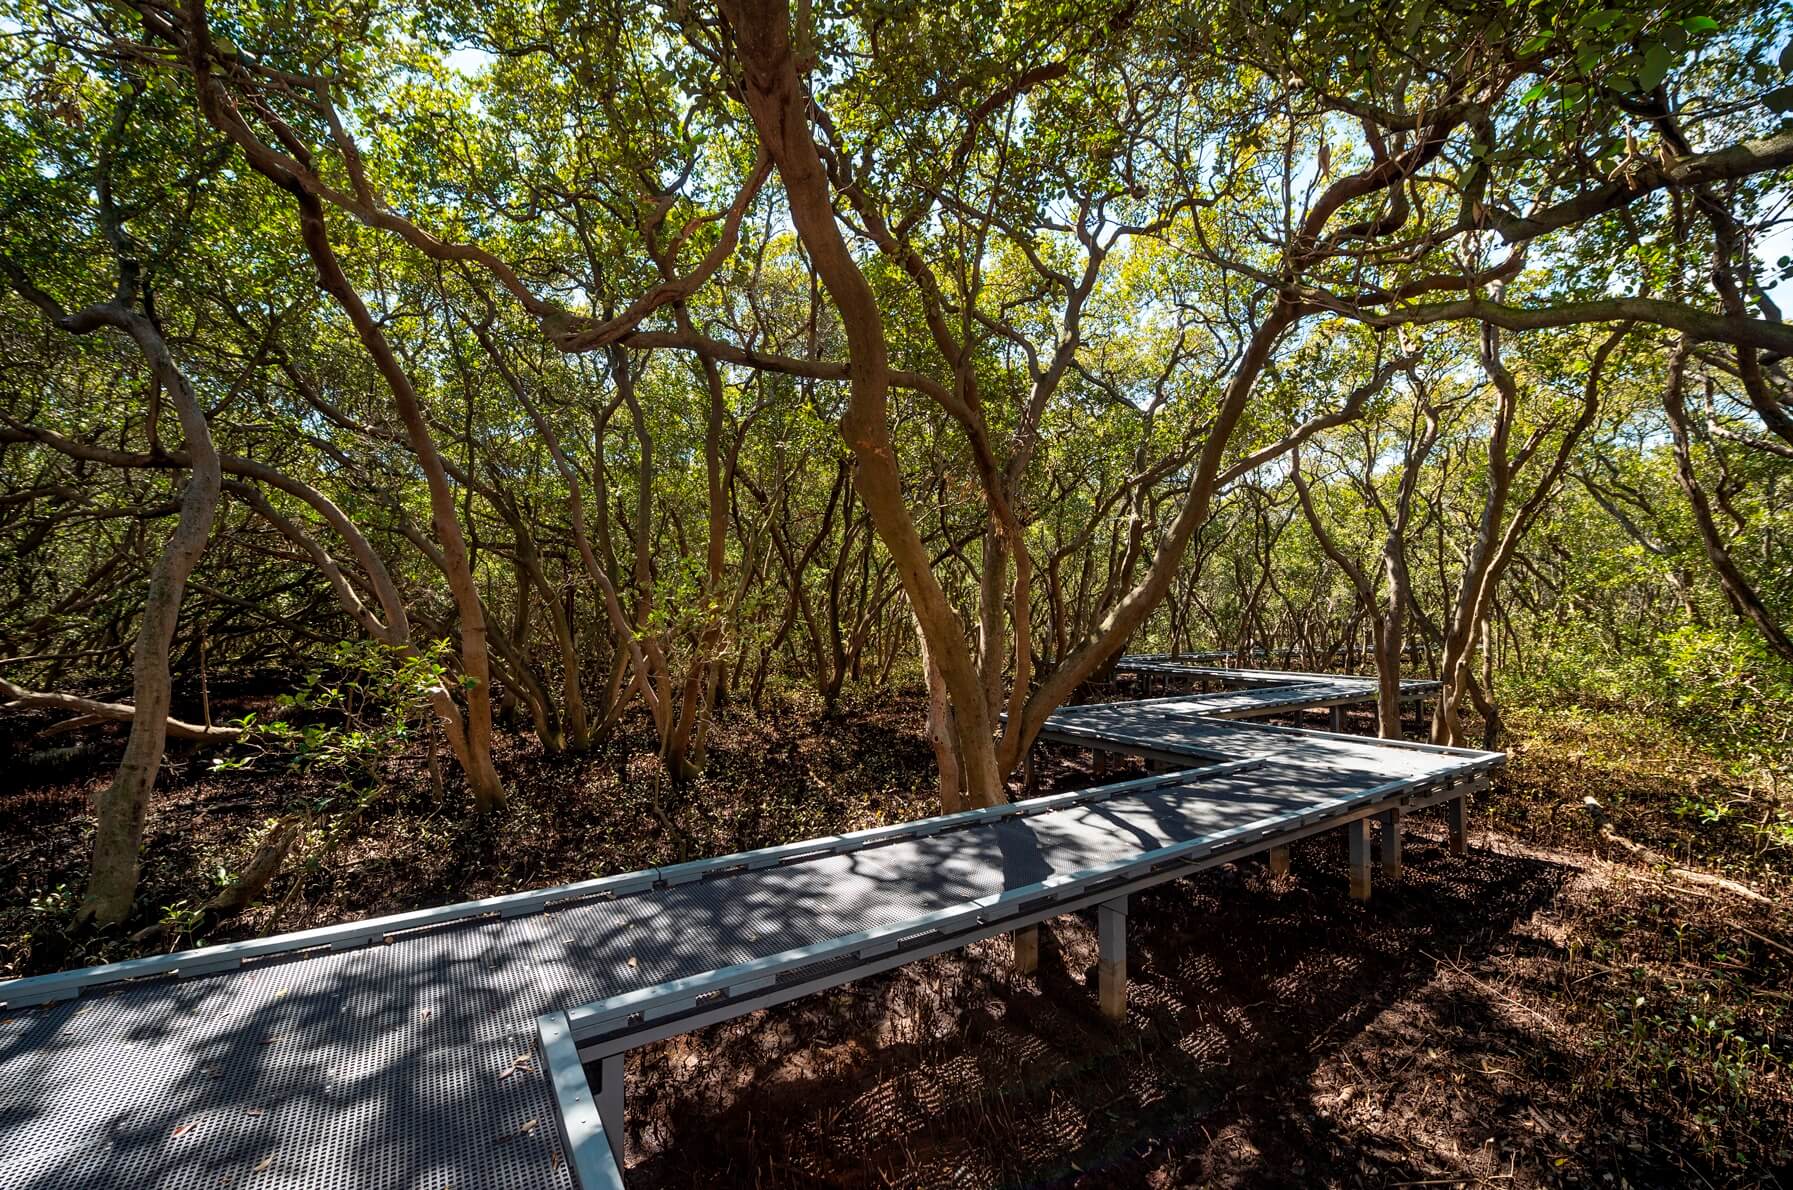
[1115,655,1440,697]
[1,688,1498,1190]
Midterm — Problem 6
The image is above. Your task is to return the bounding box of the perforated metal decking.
[0,675,1499,1190]
[0,910,572,1189]
[1114,656,1440,704]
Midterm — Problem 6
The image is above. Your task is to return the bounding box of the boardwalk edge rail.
[0,762,1244,1009]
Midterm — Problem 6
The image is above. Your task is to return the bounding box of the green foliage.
[153,898,207,941]
[1512,621,1793,779]
[215,640,451,815]
[26,884,75,918]
[0,0,1788,848]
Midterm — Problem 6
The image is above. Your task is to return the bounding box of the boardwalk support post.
[1330,705,1345,732]
[1448,794,1468,855]
[1013,926,1039,975]
[1377,809,1403,876]
[1098,897,1128,1021]
[598,1053,625,1168]
[1268,844,1291,877]
[1347,818,1372,900]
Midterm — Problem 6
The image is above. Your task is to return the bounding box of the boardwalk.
[1107,655,1439,731]
[1,672,1497,1190]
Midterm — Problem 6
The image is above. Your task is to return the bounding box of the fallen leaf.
[626,955,638,969]
[253,1156,274,1172]
[244,1108,266,1118]
[172,1122,195,1138]
[519,1118,539,1136]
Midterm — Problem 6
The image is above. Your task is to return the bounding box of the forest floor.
[2,690,1790,1189]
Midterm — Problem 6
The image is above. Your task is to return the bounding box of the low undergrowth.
[1492,703,1792,886]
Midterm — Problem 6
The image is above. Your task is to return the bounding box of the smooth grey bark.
[75,305,221,925]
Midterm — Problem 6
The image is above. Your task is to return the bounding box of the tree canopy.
[1,0,1790,925]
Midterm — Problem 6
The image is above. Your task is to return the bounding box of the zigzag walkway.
[1,671,1498,1189]
[1113,654,1441,731]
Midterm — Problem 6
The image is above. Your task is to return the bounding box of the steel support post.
[1377,809,1403,876]
[597,1053,625,1168]
[1013,925,1039,975]
[1098,897,1128,1021]
[1347,818,1372,900]
[1448,793,1468,855]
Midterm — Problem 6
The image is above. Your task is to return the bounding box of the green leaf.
[1766,85,1793,113]
[1634,42,1674,91]
[1677,15,1718,35]
[1780,42,1793,73]
[1521,80,1550,104]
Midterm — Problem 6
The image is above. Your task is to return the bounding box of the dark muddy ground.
[2,692,1788,1187]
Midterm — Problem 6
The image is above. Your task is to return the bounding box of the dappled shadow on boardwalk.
[0,916,571,1190]
[617,827,1622,1189]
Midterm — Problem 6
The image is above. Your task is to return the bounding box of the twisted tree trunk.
[722,0,1004,805]
[70,304,221,925]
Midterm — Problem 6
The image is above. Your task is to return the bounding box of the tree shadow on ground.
[619,823,1747,1189]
